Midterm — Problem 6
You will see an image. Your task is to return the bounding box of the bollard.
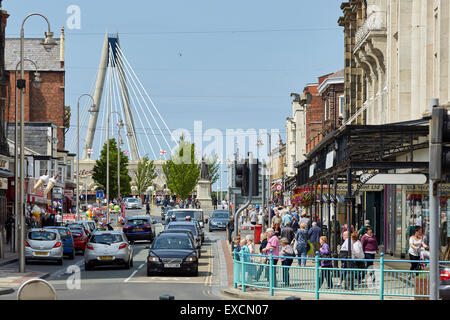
[315,251,320,300]
[379,253,385,300]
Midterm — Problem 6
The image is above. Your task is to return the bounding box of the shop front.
[384,184,450,258]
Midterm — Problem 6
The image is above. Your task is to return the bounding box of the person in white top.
[55,212,63,226]
[351,232,365,286]
[257,212,264,226]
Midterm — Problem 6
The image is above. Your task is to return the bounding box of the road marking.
[124,269,139,283]
[138,263,145,270]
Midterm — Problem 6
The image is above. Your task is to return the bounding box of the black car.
[147,233,198,276]
[440,264,450,300]
[208,210,230,232]
[161,228,201,258]
[165,221,202,249]
[123,216,156,243]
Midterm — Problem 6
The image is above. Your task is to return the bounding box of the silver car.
[25,229,64,265]
[84,231,133,270]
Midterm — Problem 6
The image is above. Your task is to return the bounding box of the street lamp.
[18,13,56,273]
[77,94,95,221]
[13,58,39,253]
[106,111,123,224]
[117,118,124,202]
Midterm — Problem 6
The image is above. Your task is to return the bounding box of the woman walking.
[408,226,428,278]
[318,236,333,289]
[295,223,309,266]
[280,238,295,286]
[361,227,378,282]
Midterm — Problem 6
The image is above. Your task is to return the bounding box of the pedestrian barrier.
[233,250,450,300]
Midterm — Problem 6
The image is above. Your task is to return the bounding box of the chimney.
[60,26,65,68]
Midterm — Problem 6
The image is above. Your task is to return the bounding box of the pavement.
[216,238,417,300]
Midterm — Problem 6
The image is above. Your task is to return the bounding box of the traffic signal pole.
[429,98,444,300]
[234,152,253,237]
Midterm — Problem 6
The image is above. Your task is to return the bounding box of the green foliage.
[162,136,200,201]
[205,154,220,186]
[92,138,131,199]
[134,155,157,195]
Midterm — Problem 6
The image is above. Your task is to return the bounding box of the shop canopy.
[295,119,430,189]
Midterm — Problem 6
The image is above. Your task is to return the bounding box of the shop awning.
[0,169,13,178]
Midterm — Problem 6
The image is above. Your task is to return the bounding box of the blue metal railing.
[233,250,449,300]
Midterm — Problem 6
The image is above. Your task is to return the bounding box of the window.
[324,100,328,121]
[39,160,48,177]
[339,95,345,118]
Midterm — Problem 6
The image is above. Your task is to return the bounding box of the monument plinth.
[196,179,214,214]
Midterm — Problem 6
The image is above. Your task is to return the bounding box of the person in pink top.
[260,228,279,286]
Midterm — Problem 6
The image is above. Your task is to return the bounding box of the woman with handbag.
[318,236,333,289]
[295,223,309,266]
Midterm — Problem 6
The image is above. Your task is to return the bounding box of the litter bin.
[255,225,263,244]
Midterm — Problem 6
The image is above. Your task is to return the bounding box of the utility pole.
[429,98,446,300]
[234,152,254,236]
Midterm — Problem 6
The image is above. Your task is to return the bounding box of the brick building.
[303,84,323,154]
[4,28,66,150]
[317,69,344,135]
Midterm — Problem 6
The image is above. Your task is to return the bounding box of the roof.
[5,38,63,72]
[318,69,344,94]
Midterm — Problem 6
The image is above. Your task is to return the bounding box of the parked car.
[170,209,205,228]
[440,264,450,300]
[124,197,142,210]
[122,216,156,243]
[147,232,198,276]
[44,226,75,260]
[84,231,133,270]
[208,210,230,232]
[68,226,89,254]
[161,228,201,258]
[165,221,201,249]
[25,229,63,265]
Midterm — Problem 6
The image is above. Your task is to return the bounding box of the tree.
[205,154,220,186]
[162,136,200,201]
[134,155,157,196]
[92,138,131,200]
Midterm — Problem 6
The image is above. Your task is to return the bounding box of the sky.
[4,0,344,189]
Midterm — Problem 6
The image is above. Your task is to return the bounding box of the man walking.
[308,222,321,255]
[281,222,295,245]
[227,215,235,245]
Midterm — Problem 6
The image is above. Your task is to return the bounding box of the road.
[0,207,230,300]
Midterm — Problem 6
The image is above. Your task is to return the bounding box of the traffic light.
[430,102,450,180]
[250,159,259,197]
[234,159,259,197]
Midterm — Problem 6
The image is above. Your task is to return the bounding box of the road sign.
[360,173,427,185]
[96,190,104,199]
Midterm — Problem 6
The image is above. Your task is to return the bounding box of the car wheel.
[130,258,134,267]
[57,258,63,266]
[191,269,199,277]
[147,269,153,277]
[124,259,131,269]
[69,250,75,260]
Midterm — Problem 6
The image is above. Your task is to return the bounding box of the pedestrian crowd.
[229,204,385,290]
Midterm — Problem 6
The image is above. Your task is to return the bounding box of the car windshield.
[213,212,229,219]
[68,224,84,229]
[90,234,123,244]
[164,229,193,238]
[70,228,84,235]
[127,198,138,203]
[153,235,193,249]
[46,228,70,238]
[168,224,197,236]
[127,219,149,226]
[173,210,203,221]
[28,231,57,241]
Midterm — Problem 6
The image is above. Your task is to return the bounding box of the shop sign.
[64,190,73,197]
[360,173,427,185]
[406,184,450,192]
[52,187,63,200]
[0,178,7,190]
[62,214,76,223]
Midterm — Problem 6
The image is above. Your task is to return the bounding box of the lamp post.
[76,94,95,221]
[117,118,124,203]
[14,58,40,253]
[106,111,123,224]
[17,13,55,273]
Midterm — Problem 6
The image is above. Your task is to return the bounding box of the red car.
[69,227,88,253]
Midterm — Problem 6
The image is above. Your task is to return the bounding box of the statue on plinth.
[200,158,210,181]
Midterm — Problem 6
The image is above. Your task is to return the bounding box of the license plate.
[134,228,143,232]
[164,263,180,268]
[99,256,114,260]
[34,252,49,256]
